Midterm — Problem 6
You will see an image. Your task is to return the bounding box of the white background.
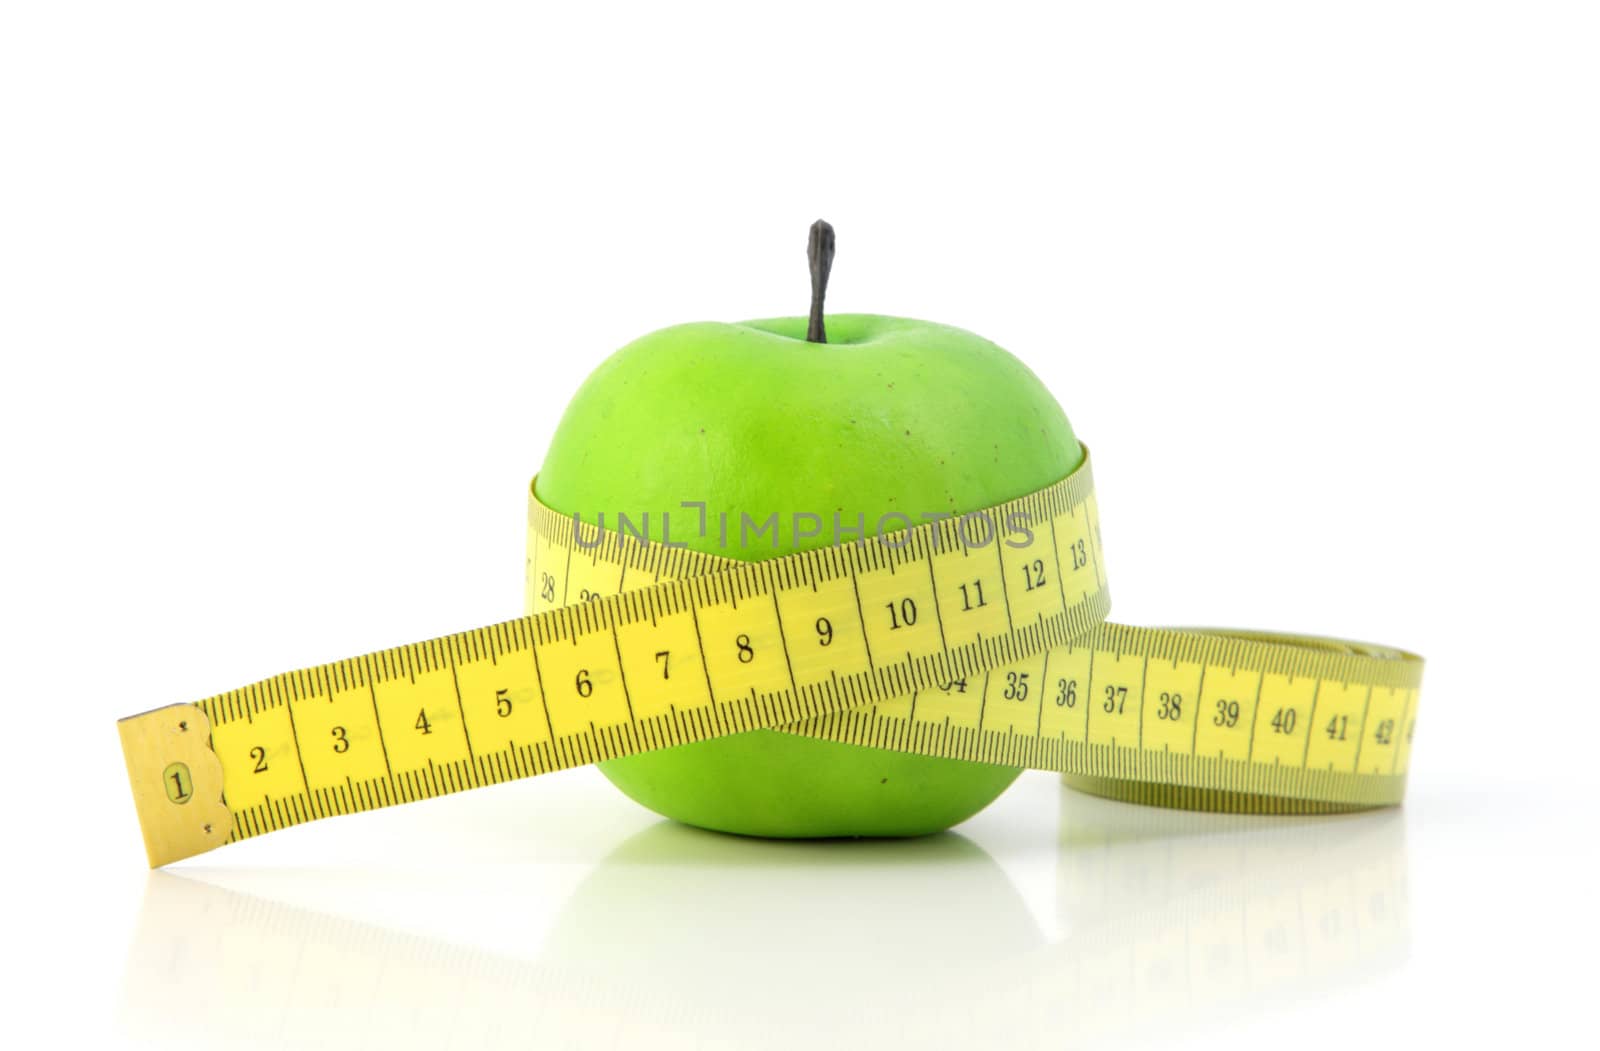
[3,2,1597,1048]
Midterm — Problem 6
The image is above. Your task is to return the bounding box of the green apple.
[536,228,1081,837]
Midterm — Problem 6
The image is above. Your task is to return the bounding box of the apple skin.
[536,313,1082,837]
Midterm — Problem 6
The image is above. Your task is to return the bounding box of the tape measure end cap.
[118,705,231,867]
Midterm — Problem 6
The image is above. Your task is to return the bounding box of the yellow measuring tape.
[118,446,1423,866]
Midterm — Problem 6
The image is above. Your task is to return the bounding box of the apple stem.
[807,219,835,343]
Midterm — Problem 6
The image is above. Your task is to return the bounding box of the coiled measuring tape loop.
[118,446,1423,866]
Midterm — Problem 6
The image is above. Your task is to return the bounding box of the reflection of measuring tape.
[118,447,1424,866]
[124,805,1407,1047]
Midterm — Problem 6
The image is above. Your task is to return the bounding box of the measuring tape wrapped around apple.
[118,223,1423,866]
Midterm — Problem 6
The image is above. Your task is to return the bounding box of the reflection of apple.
[540,822,1043,1036]
[537,222,1082,837]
